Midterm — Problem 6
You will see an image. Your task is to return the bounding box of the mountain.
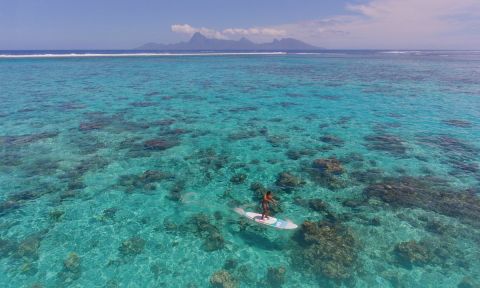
[136,32,321,51]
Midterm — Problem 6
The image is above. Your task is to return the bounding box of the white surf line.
[0,52,287,59]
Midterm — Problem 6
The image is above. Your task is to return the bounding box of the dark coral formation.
[364,177,480,226]
[228,131,258,141]
[0,131,58,147]
[250,182,269,200]
[79,122,104,131]
[168,180,185,202]
[292,221,357,280]
[1,185,59,216]
[297,198,328,212]
[228,106,258,113]
[117,170,173,193]
[152,119,175,126]
[285,149,315,160]
[14,229,49,266]
[305,157,346,189]
[364,133,407,155]
[23,158,60,177]
[188,213,225,252]
[118,237,145,256]
[320,135,344,147]
[458,277,480,288]
[350,169,384,184]
[394,240,432,266]
[79,111,129,133]
[192,148,230,172]
[442,119,473,128]
[0,238,16,258]
[130,101,157,107]
[58,252,82,283]
[0,153,23,167]
[223,258,238,270]
[49,210,65,221]
[392,237,465,269]
[417,134,479,176]
[143,138,180,151]
[265,266,286,287]
[230,173,247,184]
[210,270,237,288]
[275,172,304,192]
[102,207,118,220]
[312,158,344,174]
[266,135,288,147]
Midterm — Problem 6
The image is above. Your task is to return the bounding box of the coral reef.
[193,148,229,172]
[228,131,258,141]
[210,270,237,288]
[394,240,432,266]
[130,101,157,107]
[364,176,480,227]
[364,133,407,155]
[292,221,357,280]
[49,210,65,222]
[223,258,238,270]
[312,158,344,174]
[266,266,286,287]
[143,138,180,151]
[417,134,479,176]
[285,149,315,160]
[250,182,269,200]
[305,157,346,189]
[275,172,304,192]
[458,277,480,288]
[0,131,58,147]
[320,135,344,147]
[1,185,59,216]
[15,230,49,261]
[168,180,185,201]
[0,238,16,258]
[59,252,82,282]
[118,237,145,256]
[230,173,247,184]
[117,170,173,193]
[350,169,384,184]
[267,135,288,147]
[442,119,473,128]
[188,213,225,251]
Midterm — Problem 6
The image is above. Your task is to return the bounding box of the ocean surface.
[0,50,479,288]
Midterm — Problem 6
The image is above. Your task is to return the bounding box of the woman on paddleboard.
[261,191,278,220]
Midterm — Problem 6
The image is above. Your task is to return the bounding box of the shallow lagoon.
[0,51,479,287]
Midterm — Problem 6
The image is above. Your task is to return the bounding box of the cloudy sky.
[1,0,479,49]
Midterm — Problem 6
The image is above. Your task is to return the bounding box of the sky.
[1,0,479,50]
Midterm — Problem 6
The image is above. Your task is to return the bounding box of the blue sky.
[1,0,479,49]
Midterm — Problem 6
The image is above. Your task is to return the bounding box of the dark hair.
[266,191,272,195]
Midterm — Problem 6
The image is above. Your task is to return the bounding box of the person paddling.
[261,191,278,220]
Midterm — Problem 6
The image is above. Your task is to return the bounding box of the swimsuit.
[261,196,271,211]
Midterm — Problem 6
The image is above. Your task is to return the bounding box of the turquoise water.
[0,52,479,288]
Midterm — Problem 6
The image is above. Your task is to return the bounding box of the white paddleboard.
[234,208,298,230]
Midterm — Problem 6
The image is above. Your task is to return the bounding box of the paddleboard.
[234,208,298,230]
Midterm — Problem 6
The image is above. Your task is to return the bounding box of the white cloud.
[171,0,480,49]
[278,0,480,49]
[171,24,227,39]
[171,24,286,42]
[222,27,286,38]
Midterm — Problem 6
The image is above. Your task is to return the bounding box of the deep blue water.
[0,51,479,287]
